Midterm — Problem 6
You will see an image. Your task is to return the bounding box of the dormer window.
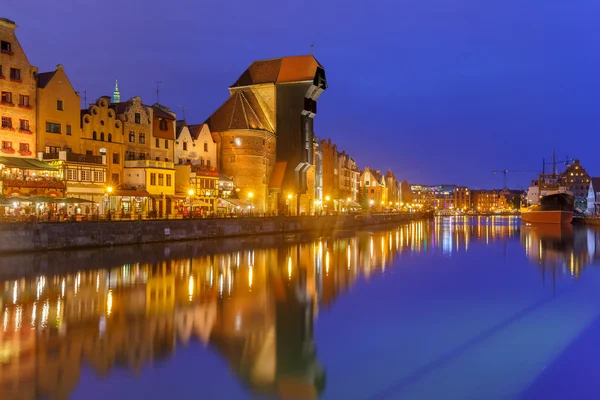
[135,113,141,124]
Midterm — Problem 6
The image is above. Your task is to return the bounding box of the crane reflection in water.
[0,217,599,399]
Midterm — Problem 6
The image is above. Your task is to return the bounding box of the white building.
[587,177,600,215]
[174,122,217,167]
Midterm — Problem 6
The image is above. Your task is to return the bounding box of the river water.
[2,216,600,400]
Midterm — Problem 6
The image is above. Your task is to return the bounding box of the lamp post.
[106,186,113,221]
[369,199,374,212]
[187,189,194,218]
[325,195,331,215]
[248,192,254,216]
[287,193,293,216]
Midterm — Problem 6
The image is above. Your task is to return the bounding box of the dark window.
[19,95,29,107]
[139,153,146,160]
[1,91,12,104]
[158,174,164,186]
[10,68,20,81]
[57,100,63,110]
[150,173,156,185]
[112,173,120,185]
[46,122,61,133]
[108,133,112,142]
[100,132,105,141]
[129,131,135,142]
[66,125,71,135]
[0,41,11,53]
[2,141,12,149]
[19,119,29,131]
[155,157,160,161]
[204,143,208,152]
[165,140,169,149]
[207,160,211,167]
[47,146,61,154]
[183,142,187,151]
[0,65,2,77]
[159,119,168,130]
[113,153,120,164]
[166,175,172,186]
[155,138,160,148]
[139,132,145,144]
[92,131,97,140]
[135,113,141,124]
[19,143,29,152]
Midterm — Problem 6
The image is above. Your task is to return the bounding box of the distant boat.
[521,153,574,224]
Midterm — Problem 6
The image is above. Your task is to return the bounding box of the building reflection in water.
[0,216,597,399]
[520,223,599,284]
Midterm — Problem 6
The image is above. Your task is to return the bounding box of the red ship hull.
[521,210,573,224]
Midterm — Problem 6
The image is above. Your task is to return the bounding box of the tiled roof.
[205,90,274,133]
[175,120,186,139]
[231,55,323,87]
[37,71,56,88]
[152,104,176,120]
[188,124,204,140]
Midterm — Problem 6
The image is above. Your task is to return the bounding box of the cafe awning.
[0,156,57,171]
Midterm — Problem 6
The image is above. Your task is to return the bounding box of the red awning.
[268,161,287,190]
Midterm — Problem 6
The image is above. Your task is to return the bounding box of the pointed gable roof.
[176,120,187,139]
[230,55,323,87]
[205,90,273,133]
[37,71,56,88]
[188,124,205,140]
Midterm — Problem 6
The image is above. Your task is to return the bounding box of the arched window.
[92,131,97,140]
[100,132,105,141]
[108,133,112,142]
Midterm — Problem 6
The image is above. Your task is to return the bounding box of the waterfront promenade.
[0,211,432,254]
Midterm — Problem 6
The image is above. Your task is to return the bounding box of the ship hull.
[521,210,573,224]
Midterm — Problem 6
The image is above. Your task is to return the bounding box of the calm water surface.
[2,216,600,400]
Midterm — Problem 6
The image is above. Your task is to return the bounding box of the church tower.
[112,80,120,103]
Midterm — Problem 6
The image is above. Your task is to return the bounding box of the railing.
[124,160,174,169]
[0,211,430,224]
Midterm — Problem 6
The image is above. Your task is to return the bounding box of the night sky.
[5,0,600,189]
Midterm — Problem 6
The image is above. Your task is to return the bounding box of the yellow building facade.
[0,18,37,158]
[81,97,124,187]
[36,64,81,153]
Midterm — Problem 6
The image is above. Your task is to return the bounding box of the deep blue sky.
[5,0,600,188]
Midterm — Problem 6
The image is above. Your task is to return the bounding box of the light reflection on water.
[1,217,599,399]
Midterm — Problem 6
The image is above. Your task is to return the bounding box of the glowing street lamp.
[106,186,114,220]
[187,189,195,217]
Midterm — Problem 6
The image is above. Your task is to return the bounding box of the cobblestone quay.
[0,213,432,253]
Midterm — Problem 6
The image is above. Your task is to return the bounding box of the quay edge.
[0,212,433,254]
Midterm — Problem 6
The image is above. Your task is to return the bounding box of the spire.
[112,80,120,104]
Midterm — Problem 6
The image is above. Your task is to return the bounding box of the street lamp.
[187,189,195,217]
[106,186,113,220]
[248,192,254,216]
[286,193,293,216]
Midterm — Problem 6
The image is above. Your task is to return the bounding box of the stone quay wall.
[0,212,432,253]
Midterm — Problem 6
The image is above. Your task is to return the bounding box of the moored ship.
[520,155,574,224]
